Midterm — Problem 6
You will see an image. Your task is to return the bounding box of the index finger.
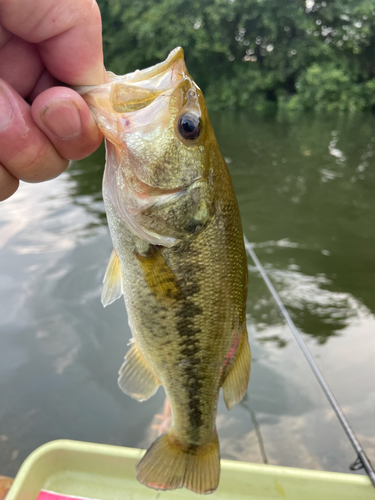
[0,0,105,86]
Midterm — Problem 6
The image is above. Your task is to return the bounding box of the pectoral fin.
[135,246,181,303]
[118,342,161,401]
[222,325,251,410]
[101,249,123,307]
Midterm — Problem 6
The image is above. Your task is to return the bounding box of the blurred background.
[1,0,375,482]
[99,0,375,113]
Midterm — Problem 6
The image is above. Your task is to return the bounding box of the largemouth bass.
[79,47,250,494]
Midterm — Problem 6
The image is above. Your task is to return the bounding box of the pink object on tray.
[37,492,99,500]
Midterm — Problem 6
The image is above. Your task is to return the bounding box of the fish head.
[79,48,217,247]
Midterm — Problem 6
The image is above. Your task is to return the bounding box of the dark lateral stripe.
[175,306,204,429]
[172,254,205,432]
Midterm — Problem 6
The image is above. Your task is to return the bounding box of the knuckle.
[14,142,68,183]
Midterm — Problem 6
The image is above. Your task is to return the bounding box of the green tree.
[97,0,375,112]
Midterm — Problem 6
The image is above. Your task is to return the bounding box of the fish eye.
[178,113,200,140]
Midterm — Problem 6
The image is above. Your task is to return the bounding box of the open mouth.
[109,47,186,89]
[77,47,187,115]
[108,47,186,114]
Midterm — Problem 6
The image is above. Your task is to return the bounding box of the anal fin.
[222,325,251,410]
[102,249,122,307]
[118,342,160,401]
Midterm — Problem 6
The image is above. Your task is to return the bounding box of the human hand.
[0,0,105,201]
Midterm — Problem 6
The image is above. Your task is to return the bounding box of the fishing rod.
[243,235,375,489]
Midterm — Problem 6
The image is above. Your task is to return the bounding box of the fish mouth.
[109,47,186,89]
[107,47,187,113]
[76,47,187,114]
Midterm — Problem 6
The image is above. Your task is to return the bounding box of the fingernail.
[0,84,13,131]
[42,100,82,140]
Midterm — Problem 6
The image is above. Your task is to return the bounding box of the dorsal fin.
[101,249,123,307]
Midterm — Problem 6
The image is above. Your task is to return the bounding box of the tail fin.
[136,431,220,494]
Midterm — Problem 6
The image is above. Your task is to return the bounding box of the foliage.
[97,0,375,112]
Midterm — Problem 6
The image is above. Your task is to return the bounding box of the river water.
[1,112,374,479]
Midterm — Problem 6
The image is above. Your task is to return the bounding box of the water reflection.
[240,395,269,464]
[216,112,375,332]
[67,147,106,231]
[248,261,368,344]
[1,112,375,478]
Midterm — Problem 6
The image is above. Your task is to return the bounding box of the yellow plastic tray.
[6,440,374,500]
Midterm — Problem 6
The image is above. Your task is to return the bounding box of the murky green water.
[1,112,374,479]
